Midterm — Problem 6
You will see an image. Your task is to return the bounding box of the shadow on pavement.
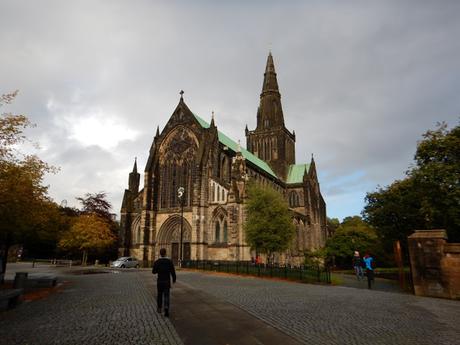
[169,281,303,345]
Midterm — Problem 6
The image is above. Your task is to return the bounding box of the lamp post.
[177,186,185,268]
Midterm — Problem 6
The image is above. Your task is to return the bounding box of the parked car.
[111,257,139,268]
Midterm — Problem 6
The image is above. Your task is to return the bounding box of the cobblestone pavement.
[178,270,460,345]
[0,268,182,345]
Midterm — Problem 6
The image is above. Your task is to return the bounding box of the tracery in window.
[158,127,197,209]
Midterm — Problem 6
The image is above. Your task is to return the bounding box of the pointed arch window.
[289,191,300,207]
[215,222,220,242]
[213,215,229,244]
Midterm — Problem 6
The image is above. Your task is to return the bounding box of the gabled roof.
[193,114,277,178]
[286,164,310,184]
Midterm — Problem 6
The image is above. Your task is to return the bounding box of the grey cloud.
[1,1,459,218]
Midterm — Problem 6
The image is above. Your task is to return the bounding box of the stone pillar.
[408,230,448,298]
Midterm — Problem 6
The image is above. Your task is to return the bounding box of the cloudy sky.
[1,1,459,220]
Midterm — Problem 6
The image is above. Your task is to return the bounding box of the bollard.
[13,272,28,289]
[95,260,99,266]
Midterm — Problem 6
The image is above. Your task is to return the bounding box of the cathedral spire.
[128,157,140,194]
[257,52,285,129]
[309,153,317,178]
[246,52,295,180]
[132,157,138,174]
[261,52,280,96]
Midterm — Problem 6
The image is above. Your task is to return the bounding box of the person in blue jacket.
[363,252,375,289]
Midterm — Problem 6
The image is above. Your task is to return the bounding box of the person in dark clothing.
[152,248,176,317]
[352,251,364,280]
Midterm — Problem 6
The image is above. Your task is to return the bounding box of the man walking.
[152,248,176,317]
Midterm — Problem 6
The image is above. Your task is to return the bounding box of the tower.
[246,52,296,180]
[128,158,140,194]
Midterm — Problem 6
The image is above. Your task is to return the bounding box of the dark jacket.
[152,257,176,288]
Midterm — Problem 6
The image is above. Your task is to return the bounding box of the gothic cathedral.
[120,53,327,266]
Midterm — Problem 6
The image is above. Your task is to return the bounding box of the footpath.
[144,275,302,345]
[2,263,459,345]
[331,272,406,293]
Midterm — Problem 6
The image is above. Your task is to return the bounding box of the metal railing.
[181,260,331,284]
[30,259,78,267]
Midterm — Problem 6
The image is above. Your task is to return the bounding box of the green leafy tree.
[244,184,295,263]
[327,217,340,236]
[325,216,381,268]
[58,214,116,265]
[0,91,55,275]
[363,122,460,253]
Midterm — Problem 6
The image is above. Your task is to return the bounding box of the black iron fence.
[181,260,331,284]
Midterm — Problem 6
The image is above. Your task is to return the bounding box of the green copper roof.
[193,114,277,178]
[286,164,309,184]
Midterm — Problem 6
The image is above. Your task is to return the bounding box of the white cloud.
[46,97,139,150]
[67,113,138,150]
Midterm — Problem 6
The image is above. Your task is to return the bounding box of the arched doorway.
[157,215,192,265]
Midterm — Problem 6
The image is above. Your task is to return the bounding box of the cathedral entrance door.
[171,243,179,265]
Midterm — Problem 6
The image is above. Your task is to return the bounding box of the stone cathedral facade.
[120,53,327,266]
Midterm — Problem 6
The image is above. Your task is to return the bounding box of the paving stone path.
[177,270,460,345]
[0,269,182,345]
[2,266,460,345]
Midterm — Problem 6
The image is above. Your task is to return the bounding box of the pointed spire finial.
[210,111,215,127]
[133,157,138,173]
[179,90,184,100]
[237,140,241,153]
[155,125,160,137]
[265,51,276,74]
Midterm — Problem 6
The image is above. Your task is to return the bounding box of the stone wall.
[408,230,460,300]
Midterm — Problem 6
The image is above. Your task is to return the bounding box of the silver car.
[111,257,140,268]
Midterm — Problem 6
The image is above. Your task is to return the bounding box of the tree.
[325,216,381,268]
[0,91,55,275]
[77,192,112,220]
[58,214,116,265]
[327,217,340,236]
[363,122,460,252]
[76,192,119,261]
[244,184,295,263]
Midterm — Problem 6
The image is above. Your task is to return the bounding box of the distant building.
[120,53,327,266]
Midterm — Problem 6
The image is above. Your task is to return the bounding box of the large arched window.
[158,127,197,209]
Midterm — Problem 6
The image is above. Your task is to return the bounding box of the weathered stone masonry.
[120,53,328,266]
